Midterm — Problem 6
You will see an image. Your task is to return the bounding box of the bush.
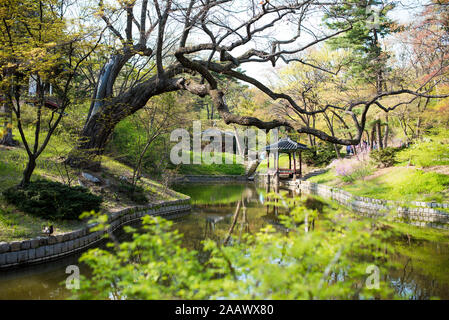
[334,158,373,183]
[395,131,449,167]
[370,147,401,168]
[3,180,102,220]
[117,181,148,204]
[303,143,338,167]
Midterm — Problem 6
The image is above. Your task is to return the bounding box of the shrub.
[370,147,401,168]
[3,180,102,220]
[117,181,148,204]
[302,143,338,167]
[334,158,373,183]
[395,132,449,168]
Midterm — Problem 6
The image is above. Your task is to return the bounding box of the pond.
[0,183,449,299]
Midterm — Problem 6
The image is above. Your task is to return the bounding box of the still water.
[0,183,449,299]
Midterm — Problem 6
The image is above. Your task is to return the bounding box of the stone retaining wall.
[283,180,449,230]
[169,175,248,184]
[0,199,191,269]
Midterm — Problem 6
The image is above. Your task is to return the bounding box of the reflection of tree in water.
[173,183,449,299]
[386,241,449,300]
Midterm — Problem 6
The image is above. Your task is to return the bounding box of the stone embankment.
[0,199,191,269]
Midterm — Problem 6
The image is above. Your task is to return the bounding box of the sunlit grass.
[308,166,449,203]
[174,151,246,175]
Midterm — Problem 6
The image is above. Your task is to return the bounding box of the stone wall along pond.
[283,179,449,230]
[0,199,191,269]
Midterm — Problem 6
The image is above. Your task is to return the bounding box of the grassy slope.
[174,151,246,175]
[0,128,185,242]
[307,133,449,203]
[308,166,449,203]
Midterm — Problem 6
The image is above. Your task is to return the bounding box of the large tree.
[67,0,449,169]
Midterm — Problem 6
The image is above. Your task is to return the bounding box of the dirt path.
[363,167,396,181]
[421,165,449,176]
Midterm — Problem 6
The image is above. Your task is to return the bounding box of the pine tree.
[324,0,398,93]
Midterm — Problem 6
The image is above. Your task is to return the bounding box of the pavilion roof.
[265,137,308,153]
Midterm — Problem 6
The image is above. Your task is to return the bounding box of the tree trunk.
[66,67,189,169]
[20,156,36,188]
[333,143,341,158]
[376,120,383,149]
[370,125,376,149]
[383,115,389,148]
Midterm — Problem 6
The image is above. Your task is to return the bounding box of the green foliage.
[303,143,338,167]
[116,181,148,205]
[343,168,449,202]
[324,0,397,86]
[74,197,395,300]
[338,162,374,183]
[3,180,102,220]
[395,131,449,167]
[309,165,449,203]
[370,147,401,168]
[170,151,246,175]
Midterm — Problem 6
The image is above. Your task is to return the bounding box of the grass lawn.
[257,154,290,173]
[308,166,449,203]
[173,151,246,175]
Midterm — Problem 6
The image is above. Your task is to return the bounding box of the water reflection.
[172,183,449,300]
[1,183,449,299]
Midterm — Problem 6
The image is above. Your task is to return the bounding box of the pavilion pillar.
[266,151,270,190]
[293,152,297,180]
[267,151,270,169]
[274,150,279,190]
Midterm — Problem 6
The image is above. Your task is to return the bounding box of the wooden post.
[275,150,279,190]
[267,151,270,169]
[299,151,302,178]
[293,152,297,180]
[288,153,291,170]
[266,151,270,189]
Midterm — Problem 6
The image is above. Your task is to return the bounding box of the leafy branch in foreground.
[73,196,396,300]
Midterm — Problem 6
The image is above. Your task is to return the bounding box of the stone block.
[35,246,45,259]
[10,241,21,252]
[0,253,6,265]
[48,236,57,245]
[30,239,40,249]
[6,252,18,264]
[0,242,10,254]
[18,250,28,263]
[67,240,75,251]
[28,248,36,260]
[54,243,62,255]
[38,237,48,246]
[20,241,31,250]
[44,245,53,256]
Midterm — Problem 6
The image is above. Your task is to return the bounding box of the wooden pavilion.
[265,137,308,180]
